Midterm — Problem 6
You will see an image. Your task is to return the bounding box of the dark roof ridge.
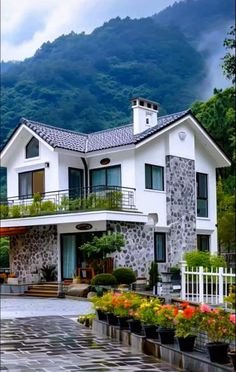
[20,118,88,137]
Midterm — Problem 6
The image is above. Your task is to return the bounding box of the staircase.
[24,282,60,297]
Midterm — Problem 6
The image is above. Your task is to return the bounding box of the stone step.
[24,292,58,297]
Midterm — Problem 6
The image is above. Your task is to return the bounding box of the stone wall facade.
[107,221,154,278]
[10,225,58,283]
[166,155,196,265]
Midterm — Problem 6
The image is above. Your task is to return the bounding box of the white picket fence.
[180,261,236,305]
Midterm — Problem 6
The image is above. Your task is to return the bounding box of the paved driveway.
[0,296,93,319]
[1,316,177,371]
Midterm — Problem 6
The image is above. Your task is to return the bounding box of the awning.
[0,227,28,237]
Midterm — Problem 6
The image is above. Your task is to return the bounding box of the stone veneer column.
[107,221,154,278]
[166,155,196,265]
[10,225,58,282]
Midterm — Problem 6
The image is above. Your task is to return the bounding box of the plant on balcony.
[10,205,21,218]
[29,193,42,216]
[69,197,83,211]
[40,200,57,214]
[0,204,9,218]
[80,233,125,273]
[59,196,69,211]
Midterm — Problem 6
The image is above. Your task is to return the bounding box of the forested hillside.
[1,17,205,143]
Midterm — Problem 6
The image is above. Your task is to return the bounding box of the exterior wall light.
[178,131,187,141]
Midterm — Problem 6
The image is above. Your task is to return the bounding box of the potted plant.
[174,302,199,351]
[113,291,142,329]
[91,291,115,322]
[157,305,178,344]
[199,304,235,364]
[136,298,161,338]
[80,233,125,273]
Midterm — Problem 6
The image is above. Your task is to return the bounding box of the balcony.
[0,186,136,219]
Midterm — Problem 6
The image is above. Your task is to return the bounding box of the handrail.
[0,185,137,218]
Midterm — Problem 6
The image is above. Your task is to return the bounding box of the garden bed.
[92,319,234,371]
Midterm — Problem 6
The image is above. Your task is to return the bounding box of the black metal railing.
[0,186,136,219]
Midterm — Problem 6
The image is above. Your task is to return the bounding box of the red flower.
[183,306,195,319]
[180,301,189,308]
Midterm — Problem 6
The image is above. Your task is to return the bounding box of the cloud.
[1,0,178,61]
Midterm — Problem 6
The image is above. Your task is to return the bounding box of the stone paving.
[0,297,93,319]
[1,316,178,372]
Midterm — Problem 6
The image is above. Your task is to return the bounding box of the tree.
[217,177,235,253]
[222,26,236,84]
[0,238,9,268]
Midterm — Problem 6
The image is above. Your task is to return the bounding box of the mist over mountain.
[1,0,234,144]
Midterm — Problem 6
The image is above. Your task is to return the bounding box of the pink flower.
[200,303,211,313]
[230,313,236,324]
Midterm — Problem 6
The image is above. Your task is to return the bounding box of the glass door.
[69,168,83,199]
[61,234,77,279]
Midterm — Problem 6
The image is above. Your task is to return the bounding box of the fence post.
[199,266,204,303]
[218,267,224,304]
[180,261,186,300]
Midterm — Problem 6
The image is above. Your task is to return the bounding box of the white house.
[0,98,230,283]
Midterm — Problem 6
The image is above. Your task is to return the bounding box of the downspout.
[81,157,88,196]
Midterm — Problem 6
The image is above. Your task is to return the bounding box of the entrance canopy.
[0,227,28,237]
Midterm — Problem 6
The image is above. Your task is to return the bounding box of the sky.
[1,0,179,61]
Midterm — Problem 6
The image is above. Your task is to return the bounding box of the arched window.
[26,137,39,158]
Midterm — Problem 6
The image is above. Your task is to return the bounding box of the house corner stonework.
[166,155,196,265]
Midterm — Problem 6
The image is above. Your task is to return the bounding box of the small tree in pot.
[80,233,125,273]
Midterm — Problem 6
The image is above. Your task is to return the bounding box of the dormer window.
[26,137,39,159]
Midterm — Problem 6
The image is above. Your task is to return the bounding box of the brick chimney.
[131,97,159,135]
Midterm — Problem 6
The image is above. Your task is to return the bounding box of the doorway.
[61,231,104,280]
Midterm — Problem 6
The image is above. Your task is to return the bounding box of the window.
[69,168,83,198]
[197,235,210,251]
[19,169,44,198]
[145,164,164,191]
[197,172,208,217]
[90,165,121,190]
[154,233,166,262]
[26,137,39,158]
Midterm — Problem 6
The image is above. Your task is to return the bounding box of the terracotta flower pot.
[207,342,229,364]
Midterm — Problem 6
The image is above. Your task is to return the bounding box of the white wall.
[135,135,167,227]
[167,124,195,160]
[195,141,218,253]
[6,128,59,197]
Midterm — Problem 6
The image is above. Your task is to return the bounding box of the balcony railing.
[0,186,136,219]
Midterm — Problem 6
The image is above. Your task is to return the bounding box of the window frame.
[89,165,121,189]
[25,137,39,159]
[154,232,166,263]
[197,234,210,252]
[196,172,208,217]
[19,168,45,199]
[145,163,164,191]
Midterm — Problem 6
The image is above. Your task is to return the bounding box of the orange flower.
[183,306,195,319]
[180,301,189,308]
[173,307,179,316]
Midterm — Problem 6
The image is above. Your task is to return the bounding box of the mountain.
[1,0,234,145]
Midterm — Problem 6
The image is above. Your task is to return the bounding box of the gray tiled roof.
[20,110,190,153]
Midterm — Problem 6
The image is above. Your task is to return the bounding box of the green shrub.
[185,251,227,268]
[0,237,9,267]
[210,254,226,268]
[91,273,117,286]
[0,204,9,218]
[40,200,56,214]
[10,205,21,218]
[59,196,69,210]
[112,267,136,285]
[149,261,159,287]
